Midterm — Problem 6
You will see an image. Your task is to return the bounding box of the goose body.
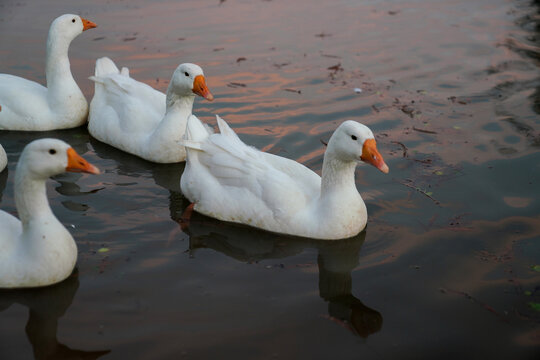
[0,143,6,172]
[0,139,99,288]
[180,115,389,240]
[0,14,96,131]
[88,57,213,163]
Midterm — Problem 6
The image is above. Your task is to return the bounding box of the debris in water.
[441,288,509,322]
[327,63,343,72]
[400,105,415,117]
[284,88,301,94]
[315,32,332,38]
[321,53,341,59]
[227,82,247,88]
[448,96,469,105]
[236,57,247,63]
[399,180,440,205]
[391,141,408,157]
[412,126,438,134]
[98,247,109,253]
[273,62,290,68]
[354,88,362,93]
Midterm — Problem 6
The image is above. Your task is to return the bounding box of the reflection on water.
[0,168,7,204]
[90,136,189,222]
[186,214,382,338]
[0,272,110,360]
[89,136,185,192]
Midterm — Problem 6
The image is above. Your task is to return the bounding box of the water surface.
[0,0,539,359]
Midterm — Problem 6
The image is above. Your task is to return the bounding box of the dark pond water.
[1,0,539,358]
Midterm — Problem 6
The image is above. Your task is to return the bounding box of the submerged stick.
[412,126,438,134]
[391,141,408,157]
[399,180,440,205]
[440,288,509,323]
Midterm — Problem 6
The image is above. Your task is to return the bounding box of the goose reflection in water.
[0,165,7,204]
[0,271,110,360]
[181,211,383,338]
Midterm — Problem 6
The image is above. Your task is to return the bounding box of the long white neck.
[14,166,54,227]
[151,91,195,140]
[45,32,81,109]
[316,149,366,237]
[320,151,358,199]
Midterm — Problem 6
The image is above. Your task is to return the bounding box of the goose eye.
[351,135,357,141]
[49,149,56,155]
[184,72,189,77]
[72,19,76,23]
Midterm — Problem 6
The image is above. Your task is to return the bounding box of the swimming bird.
[0,138,100,288]
[0,14,97,131]
[0,141,6,172]
[180,115,389,240]
[88,57,213,163]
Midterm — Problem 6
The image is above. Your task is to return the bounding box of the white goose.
[0,107,6,172]
[0,143,6,172]
[0,138,100,288]
[180,115,389,240]
[88,57,213,163]
[0,14,97,131]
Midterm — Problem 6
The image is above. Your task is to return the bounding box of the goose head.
[18,139,100,180]
[48,14,97,44]
[328,120,389,173]
[168,63,214,101]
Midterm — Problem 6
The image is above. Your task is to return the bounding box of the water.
[1,0,539,358]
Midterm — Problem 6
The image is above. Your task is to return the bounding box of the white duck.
[0,138,100,288]
[0,14,97,131]
[180,115,389,240]
[88,57,213,163]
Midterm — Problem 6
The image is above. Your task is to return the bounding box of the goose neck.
[45,33,73,90]
[166,92,195,115]
[320,153,358,197]
[14,168,53,226]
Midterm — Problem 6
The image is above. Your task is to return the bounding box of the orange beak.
[66,148,100,174]
[81,17,97,31]
[192,75,214,101]
[360,139,389,173]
